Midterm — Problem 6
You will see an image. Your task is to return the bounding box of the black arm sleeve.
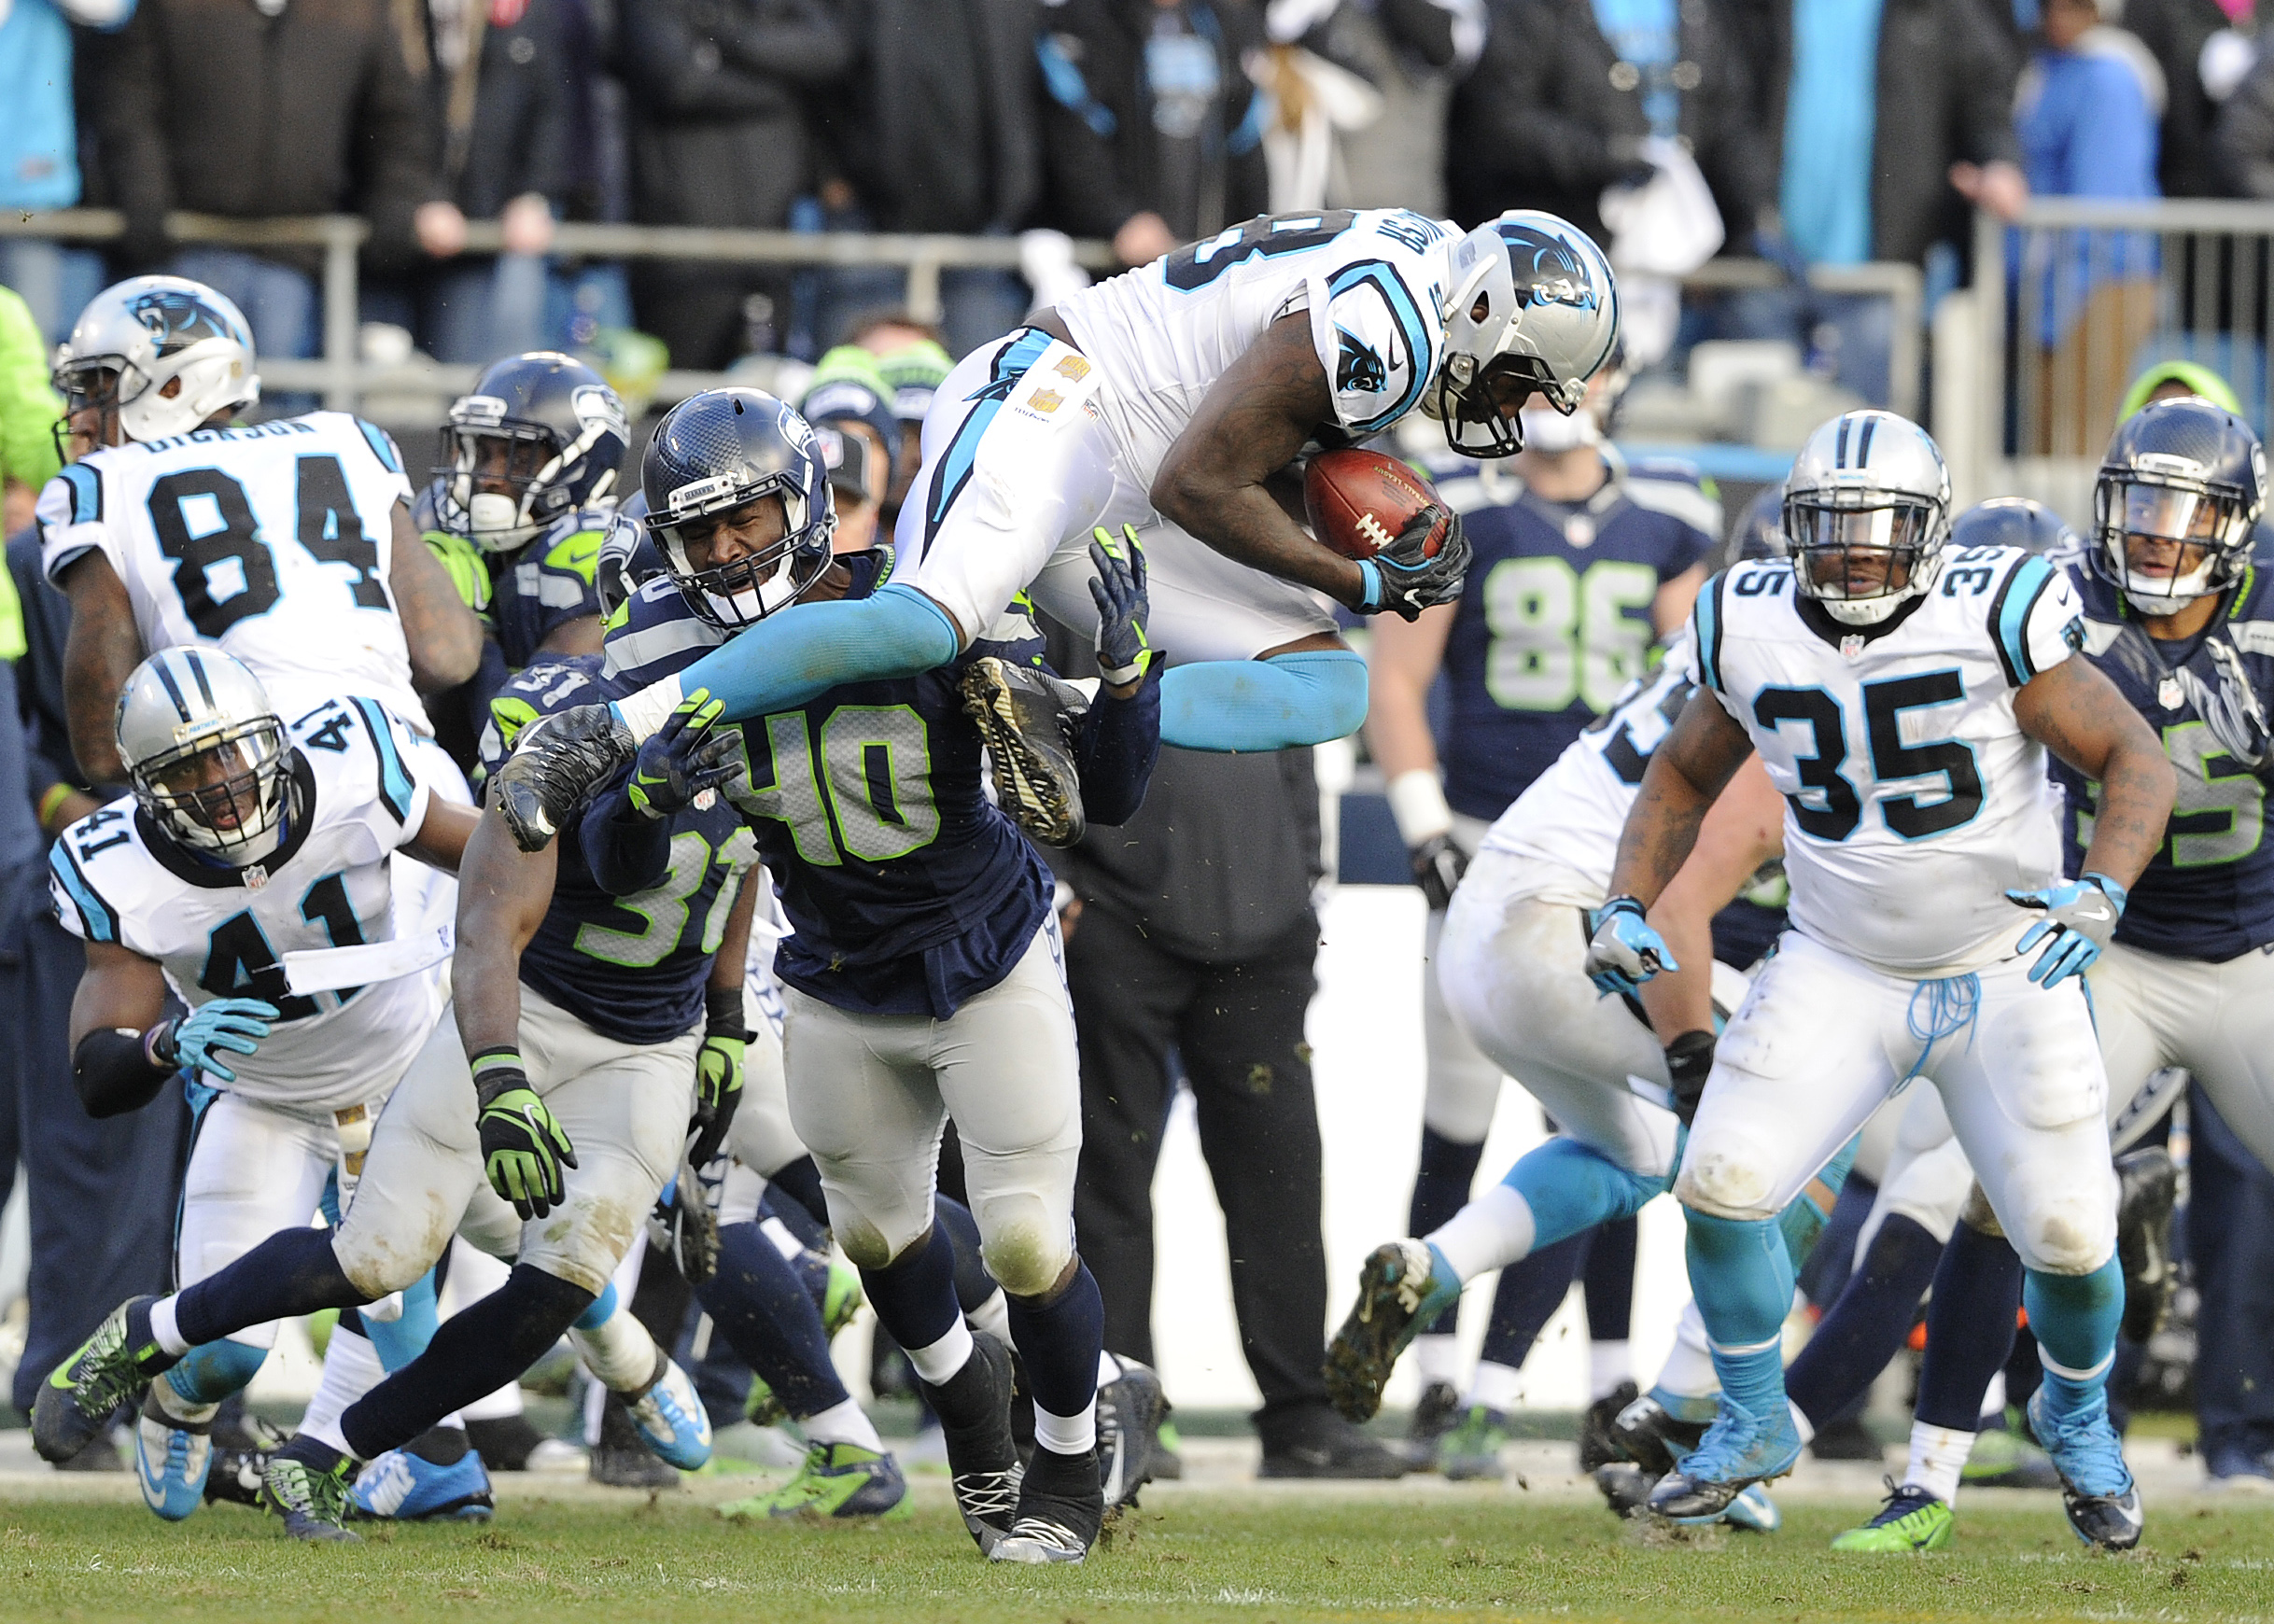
[73,1027,172,1120]
[1070,668,1161,829]
[578,773,676,896]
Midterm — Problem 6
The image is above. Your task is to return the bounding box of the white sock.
[150,1295,190,1359]
[904,1318,975,1386]
[615,677,684,742]
[1905,1421,1974,1505]
[1589,1340,1633,1400]
[760,1217,804,1261]
[458,1382,522,1421]
[799,1396,884,1452]
[1788,1399,1816,1446]
[1413,1333,1465,1388]
[1466,1359,1524,1413]
[1034,1400,1098,1456]
[1652,1299,1719,1403]
[148,1374,219,1428]
[1980,1370,2007,1423]
[1427,1184,1536,1281]
[569,1302,661,1393]
[1096,1350,1123,1386]
[967,1288,1012,1347]
[300,1325,384,1456]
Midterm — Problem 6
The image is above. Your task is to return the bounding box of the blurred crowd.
[5,0,2274,390]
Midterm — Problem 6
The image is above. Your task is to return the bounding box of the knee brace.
[1158,649,1368,751]
[1503,1137,1668,1253]
[164,1338,270,1407]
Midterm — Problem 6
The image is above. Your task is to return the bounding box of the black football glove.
[628,688,740,819]
[1088,525,1153,686]
[1410,833,1467,912]
[1358,506,1470,622]
[1663,1029,1717,1127]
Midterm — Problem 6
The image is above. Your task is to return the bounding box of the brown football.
[1302,448,1446,561]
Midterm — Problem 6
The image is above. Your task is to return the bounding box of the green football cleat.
[1832,1482,1955,1552]
[820,1257,863,1338]
[1439,1405,1515,1481]
[719,1442,910,1521]
[34,1295,166,1464]
[259,1439,361,1543]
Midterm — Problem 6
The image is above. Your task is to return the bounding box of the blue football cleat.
[627,1354,712,1470]
[1647,1394,1804,1524]
[2028,1387,2143,1549]
[349,1444,496,1522]
[134,1393,213,1521]
[1722,1482,1783,1533]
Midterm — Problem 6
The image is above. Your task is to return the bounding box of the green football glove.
[689,987,749,1169]
[628,688,739,819]
[424,529,492,614]
[475,1059,579,1220]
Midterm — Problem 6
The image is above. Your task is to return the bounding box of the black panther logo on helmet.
[1498,221,1600,313]
[128,290,239,356]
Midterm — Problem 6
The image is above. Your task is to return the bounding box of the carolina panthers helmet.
[1950,497,2082,559]
[54,276,260,445]
[1782,410,1953,626]
[642,387,836,630]
[438,351,630,553]
[116,648,294,869]
[2093,398,2266,612]
[1425,210,1621,457]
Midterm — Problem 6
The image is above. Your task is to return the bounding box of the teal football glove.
[1583,896,1677,997]
[627,688,739,819]
[2007,873,2125,989]
[476,1066,579,1220]
[155,998,278,1084]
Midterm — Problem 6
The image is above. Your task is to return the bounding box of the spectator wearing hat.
[798,345,902,552]
[859,322,954,524]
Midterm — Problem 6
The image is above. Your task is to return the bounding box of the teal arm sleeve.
[1158,650,1368,751]
[674,583,962,720]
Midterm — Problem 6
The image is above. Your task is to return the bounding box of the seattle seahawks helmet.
[1783,410,1953,626]
[642,387,836,630]
[116,648,294,869]
[1950,497,2082,560]
[1425,210,1621,457]
[54,276,260,446]
[437,352,630,553]
[2093,397,2266,612]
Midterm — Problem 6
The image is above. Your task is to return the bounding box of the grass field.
[5,1477,2273,1624]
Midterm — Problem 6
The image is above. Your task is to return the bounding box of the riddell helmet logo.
[1498,223,1599,313]
[129,290,239,356]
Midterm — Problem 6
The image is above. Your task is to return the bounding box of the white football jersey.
[1054,209,1455,476]
[1481,642,1700,901]
[49,695,442,1113]
[36,413,429,732]
[1692,544,2084,978]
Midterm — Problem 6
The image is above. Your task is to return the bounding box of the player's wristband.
[144,1019,180,1072]
[1386,768,1454,847]
[470,1045,528,1107]
[1098,653,1149,687]
[704,985,750,1041]
[1354,559,1384,612]
[36,782,75,831]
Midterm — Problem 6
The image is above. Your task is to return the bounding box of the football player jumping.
[1591,411,2175,1547]
[488,210,1620,849]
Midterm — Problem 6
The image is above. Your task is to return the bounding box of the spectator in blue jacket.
[0,0,136,346]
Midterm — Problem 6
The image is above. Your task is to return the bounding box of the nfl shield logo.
[1840,635,1866,660]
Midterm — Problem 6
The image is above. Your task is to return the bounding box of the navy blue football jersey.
[599,551,1156,1019]
[478,655,756,1044]
[2057,562,2274,961]
[1434,454,1718,819]
[415,476,612,669]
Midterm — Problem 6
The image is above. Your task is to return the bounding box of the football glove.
[689,993,748,1171]
[1663,1029,1717,1127]
[2007,873,2126,989]
[154,998,277,1085]
[1088,525,1153,686]
[423,529,492,614]
[627,687,739,819]
[476,1069,579,1220]
[1357,506,1470,622]
[1410,833,1467,912]
[1583,896,1677,997]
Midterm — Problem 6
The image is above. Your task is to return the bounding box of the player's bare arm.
[389,501,486,693]
[1651,563,1707,637]
[1638,756,1784,1038]
[56,551,142,786]
[65,938,169,1051]
[1149,313,1370,611]
[537,614,606,657]
[709,877,757,1001]
[1607,691,1760,907]
[453,807,559,1063]
[402,796,482,874]
[2012,654,2176,889]
[1363,603,1457,778]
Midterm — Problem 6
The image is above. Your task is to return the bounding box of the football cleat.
[2115,1146,2180,1342]
[921,1330,1025,1553]
[1647,1394,1804,1524]
[593,1393,680,1488]
[626,1353,713,1471]
[1408,1379,1464,1461]
[1832,1480,1954,1551]
[349,1439,496,1521]
[1593,1462,1656,1516]
[1096,1353,1167,1508]
[35,1295,166,1464]
[1961,1423,2060,1490]
[990,1442,1104,1566]
[1578,1379,1640,1473]
[493,702,639,851]
[260,1437,360,1542]
[1609,1389,1711,1476]
[959,656,1088,847]
[1722,1482,1783,1533]
[2028,1387,2144,1550]
[205,1446,269,1506]
[1439,1405,1514,1481]
[134,1393,213,1521]
[1324,1239,1461,1422]
[719,1442,910,1521]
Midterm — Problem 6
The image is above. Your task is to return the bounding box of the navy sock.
[760,1160,829,1247]
[695,1222,851,1421]
[341,1265,594,1461]
[1410,1129,1486,1337]
[1478,1230,1591,1369]
[933,1196,1000,1315]
[1915,1223,2025,1432]
[860,1224,963,1353]
[175,1227,362,1348]
[1582,1216,1637,1342]
[1786,1212,1942,1429]
[1004,1259,1105,1427]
